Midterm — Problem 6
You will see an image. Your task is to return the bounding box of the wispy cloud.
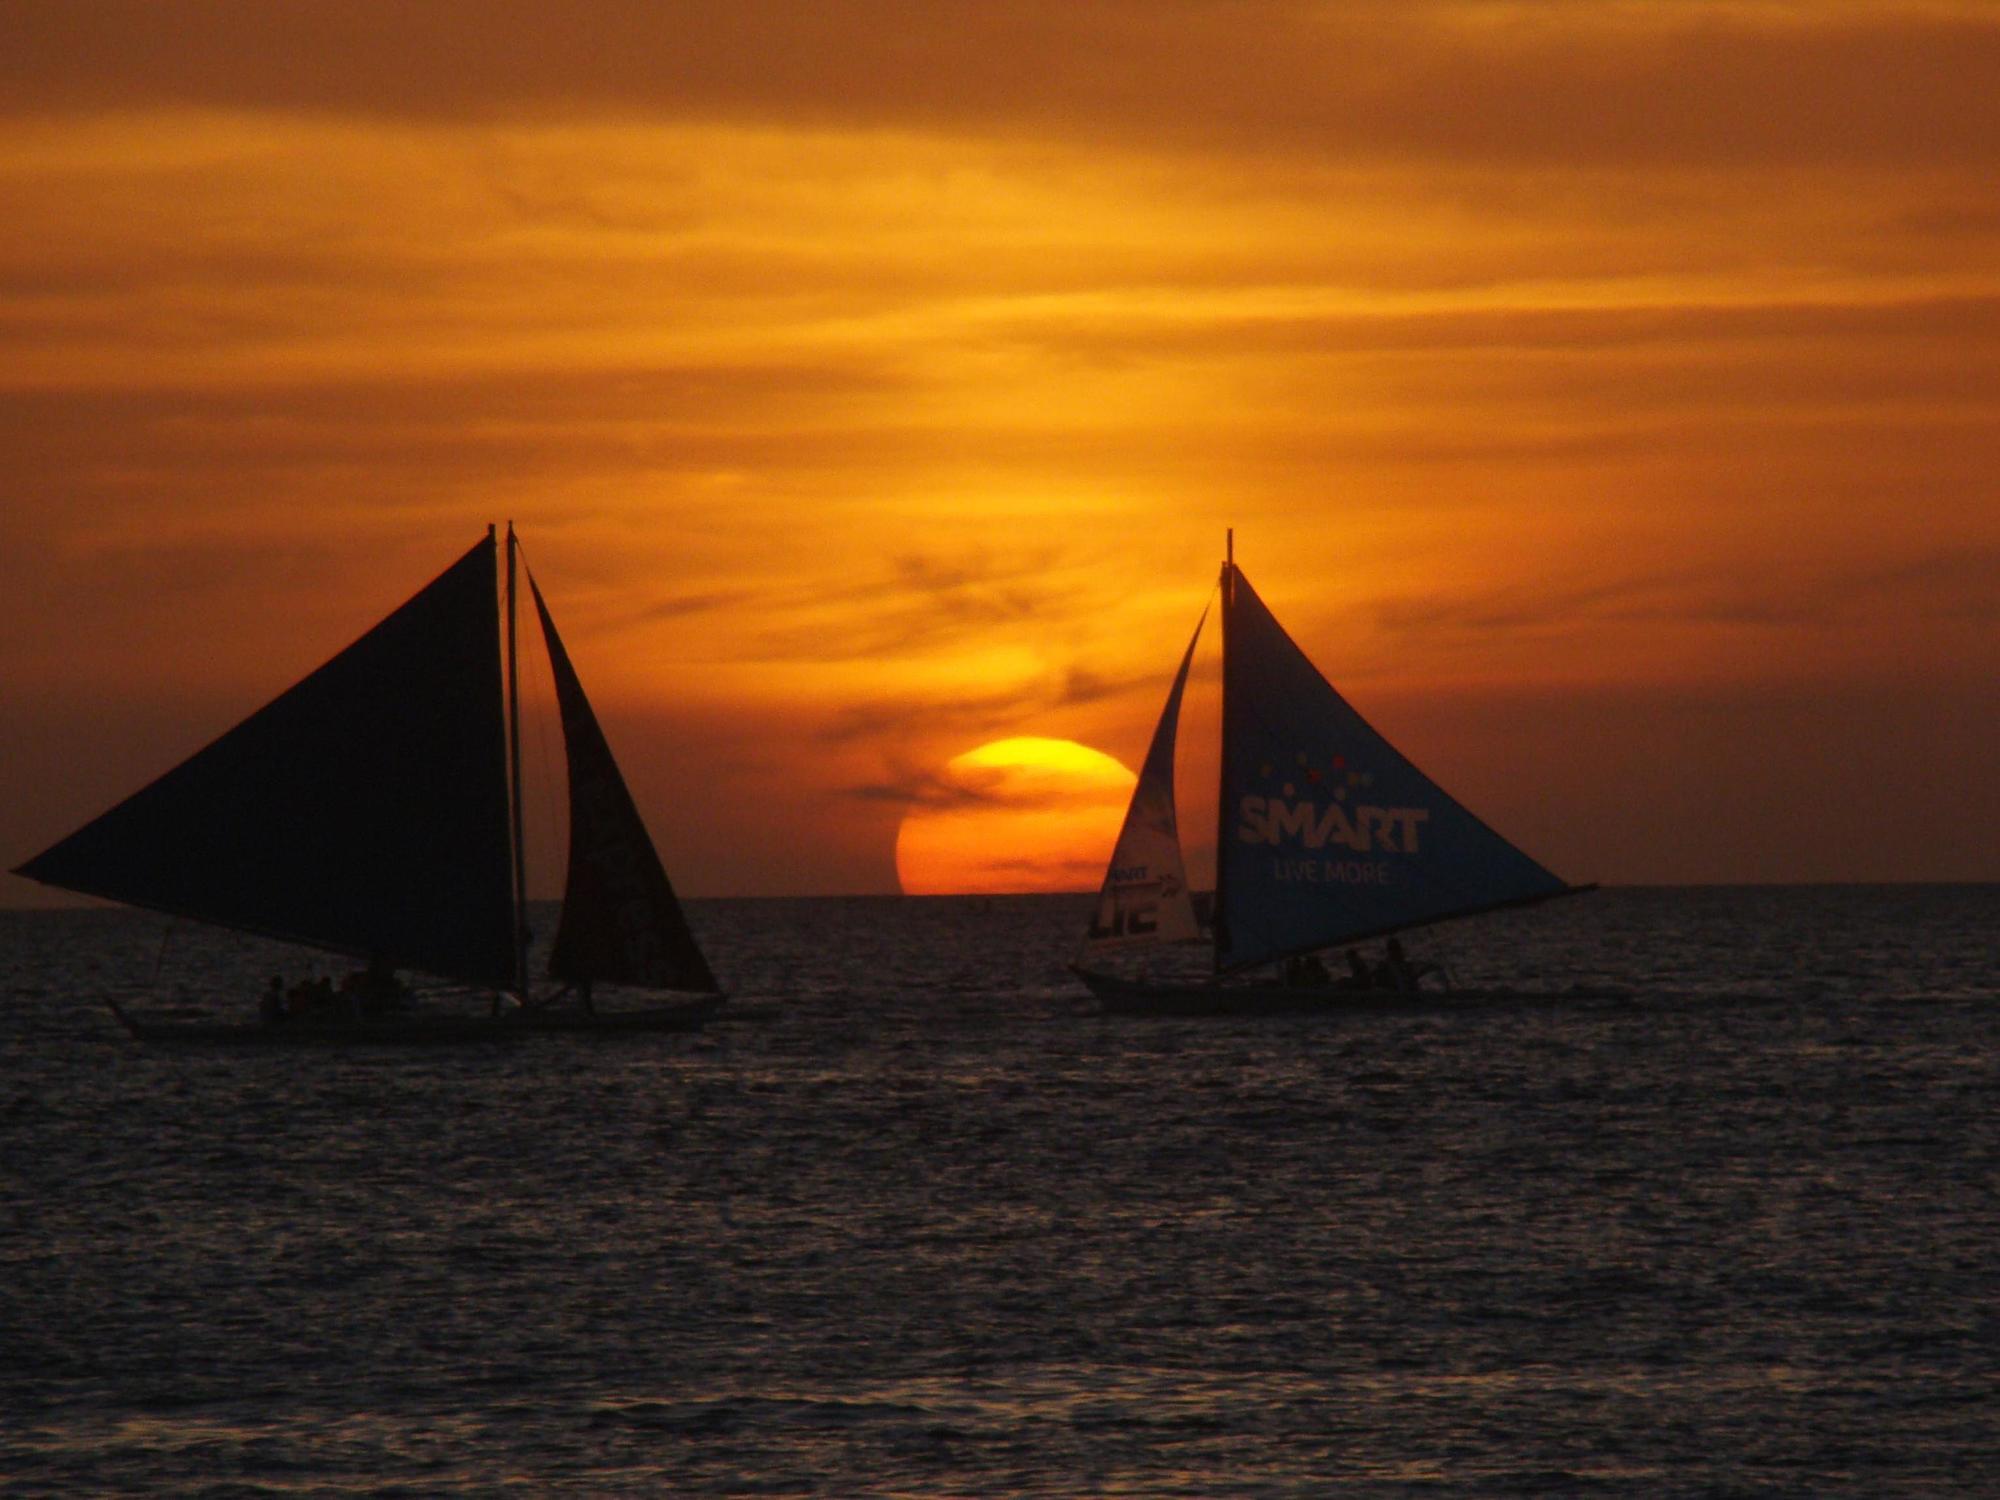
[1373,547,2000,639]
[845,763,1130,814]
[6,4,1998,173]
[818,684,1041,746]
[843,766,1005,811]
[751,547,1090,663]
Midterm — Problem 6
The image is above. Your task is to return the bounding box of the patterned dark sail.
[13,536,516,988]
[529,573,718,994]
[1216,566,1571,973]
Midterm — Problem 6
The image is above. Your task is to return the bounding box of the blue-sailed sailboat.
[1074,535,1593,1015]
[14,527,722,1043]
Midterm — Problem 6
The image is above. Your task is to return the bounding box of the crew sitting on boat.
[342,955,409,1016]
[1284,953,1331,988]
[1283,945,1443,992]
[285,974,336,1016]
[1372,937,1437,992]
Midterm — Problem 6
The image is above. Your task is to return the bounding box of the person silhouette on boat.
[343,954,406,1017]
[1342,949,1372,990]
[288,974,334,1016]
[261,975,286,1025]
[1285,952,1330,988]
[1374,937,1436,992]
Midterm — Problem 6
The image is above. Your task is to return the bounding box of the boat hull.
[517,997,725,1034]
[1073,968,1624,1017]
[107,1001,521,1047]
[108,992,729,1045]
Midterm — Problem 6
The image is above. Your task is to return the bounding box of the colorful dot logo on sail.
[1238,789,1429,856]
[1260,753,1377,801]
[1246,749,1409,850]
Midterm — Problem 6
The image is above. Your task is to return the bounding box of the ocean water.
[1,886,1994,1496]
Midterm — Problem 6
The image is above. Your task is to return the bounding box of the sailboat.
[1073,534,1595,1016]
[13,526,724,1043]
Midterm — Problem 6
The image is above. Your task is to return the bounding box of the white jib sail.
[1078,608,1206,960]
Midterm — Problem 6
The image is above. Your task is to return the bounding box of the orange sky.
[3,1,1996,899]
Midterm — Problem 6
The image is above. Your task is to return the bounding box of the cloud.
[959,853,1105,882]
[1019,294,2000,363]
[0,364,924,587]
[843,766,1007,811]
[1372,545,2000,641]
[818,684,1042,746]
[846,742,1132,816]
[844,762,1107,813]
[1053,665,1154,708]
[1834,546,2000,626]
[5,3,1999,173]
[749,546,1093,663]
[622,589,757,624]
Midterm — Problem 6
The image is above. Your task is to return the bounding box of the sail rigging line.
[505,529,581,1006]
[1174,577,1226,926]
[147,917,178,993]
[506,522,530,1002]
[520,573,568,953]
[1211,529,1235,977]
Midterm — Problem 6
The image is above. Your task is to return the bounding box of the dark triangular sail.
[13,536,516,987]
[529,573,718,995]
[1216,566,1571,973]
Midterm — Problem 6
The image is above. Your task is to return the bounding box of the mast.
[506,522,529,1001]
[1213,528,1233,976]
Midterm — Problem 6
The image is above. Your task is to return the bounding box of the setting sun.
[894,737,1135,896]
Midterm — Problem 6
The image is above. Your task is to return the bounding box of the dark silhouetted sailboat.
[14,526,723,1043]
[1073,534,1595,1015]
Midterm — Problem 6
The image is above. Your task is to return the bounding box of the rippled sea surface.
[2,887,1994,1496]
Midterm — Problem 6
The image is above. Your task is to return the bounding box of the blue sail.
[1216,567,1569,973]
